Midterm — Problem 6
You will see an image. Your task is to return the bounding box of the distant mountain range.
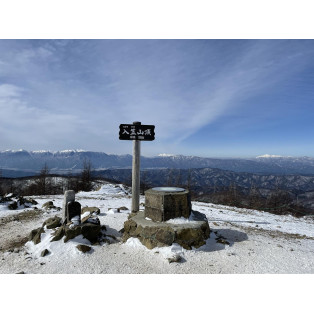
[97,167,314,211]
[2,149,314,177]
[2,150,314,211]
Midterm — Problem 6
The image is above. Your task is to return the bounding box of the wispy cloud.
[0,40,313,155]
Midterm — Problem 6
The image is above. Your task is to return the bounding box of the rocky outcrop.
[29,199,105,250]
[41,249,50,257]
[1,195,38,210]
[76,244,91,253]
[81,210,101,225]
[50,223,103,244]
[81,207,100,215]
[8,201,18,210]
[43,216,62,229]
[117,206,129,212]
[42,201,60,211]
[123,210,210,250]
[18,197,38,206]
[51,226,65,242]
[42,201,54,209]
[29,227,45,244]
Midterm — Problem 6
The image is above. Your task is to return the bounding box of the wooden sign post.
[119,121,155,212]
[131,122,141,213]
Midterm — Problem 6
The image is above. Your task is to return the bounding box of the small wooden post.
[132,121,141,212]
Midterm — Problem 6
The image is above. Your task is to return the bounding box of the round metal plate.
[152,187,186,192]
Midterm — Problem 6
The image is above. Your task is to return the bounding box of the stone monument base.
[122,210,210,250]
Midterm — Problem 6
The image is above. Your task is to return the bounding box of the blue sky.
[1,39,314,157]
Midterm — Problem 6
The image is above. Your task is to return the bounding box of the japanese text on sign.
[119,124,155,141]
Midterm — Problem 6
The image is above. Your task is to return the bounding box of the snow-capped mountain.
[2,150,314,177]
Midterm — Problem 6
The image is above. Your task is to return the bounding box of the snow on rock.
[25,228,92,259]
[81,211,91,220]
[152,243,185,262]
[125,237,144,248]
[165,211,198,224]
[107,208,119,214]
[125,237,185,263]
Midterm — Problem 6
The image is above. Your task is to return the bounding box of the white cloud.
[0,84,24,99]
[0,40,313,154]
[109,41,313,145]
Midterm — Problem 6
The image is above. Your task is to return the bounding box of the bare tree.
[35,163,51,195]
[186,169,192,190]
[80,159,93,191]
[175,169,182,187]
[167,169,174,186]
[248,181,263,208]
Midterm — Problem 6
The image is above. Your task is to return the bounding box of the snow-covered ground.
[0,182,314,274]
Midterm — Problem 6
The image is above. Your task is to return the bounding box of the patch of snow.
[81,211,91,219]
[71,216,80,226]
[157,153,175,157]
[153,243,185,261]
[125,237,145,248]
[256,154,284,158]
[58,149,87,153]
[107,208,118,214]
[32,150,51,153]
[165,212,198,224]
[125,238,185,262]
[25,229,91,259]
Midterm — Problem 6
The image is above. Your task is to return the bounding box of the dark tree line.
[0,159,94,196]
[194,182,308,218]
[138,169,310,217]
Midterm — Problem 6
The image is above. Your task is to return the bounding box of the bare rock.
[29,227,45,244]
[117,206,129,212]
[8,201,18,210]
[81,206,100,215]
[51,226,65,242]
[76,244,91,253]
[42,201,55,210]
[167,254,182,263]
[43,216,62,229]
[41,249,50,257]
[64,223,102,244]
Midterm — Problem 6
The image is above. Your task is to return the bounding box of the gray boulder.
[51,226,65,242]
[29,227,45,244]
[42,201,55,210]
[81,206,100,215]
[8,201,18,210]
[43,216,62,229]
[63,223,102,244]
[41,249,50,257]
[76,244,92,253]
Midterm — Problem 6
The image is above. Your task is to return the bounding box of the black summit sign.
[119,124,155,141]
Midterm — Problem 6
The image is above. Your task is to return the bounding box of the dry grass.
[0,209,44,252]
[0,209,42,226]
